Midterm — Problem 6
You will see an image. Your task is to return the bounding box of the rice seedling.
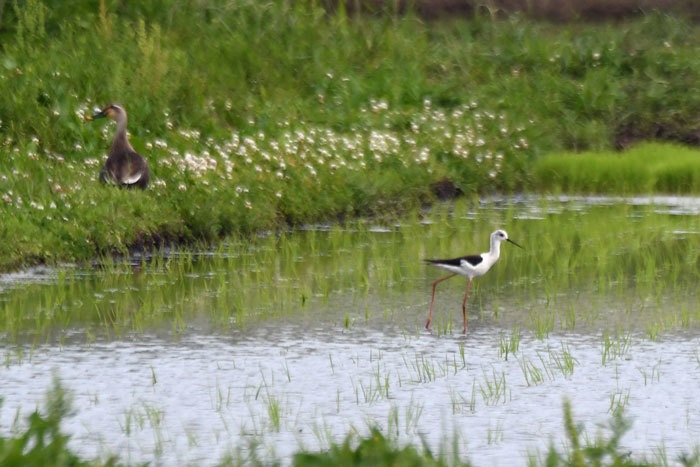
[528,308,555,339]
[185,429,198,448]
[121,405,146,436]
[487,421,505,445]
[211,383,233,413]
[637,361,662,386]
[497,327,521,361]
[1,196,699,343]
[600,330,632,366]
[282,359,292,383]
[478,368,509,406]
[404,354,442,384]
[386,406,401,438]
[547,345,578,378]
[528,399,669,467]
[448,387,472,415]
[448,378,477,414]
[608,389,631,417]
[403,397,424,435]
[346,360,388,405]
[452,342,464,364]
[264,394,282,432]
[646,321,664,342]
[373,363,391,400]
[141,403,166,456]
[518,357,547,387]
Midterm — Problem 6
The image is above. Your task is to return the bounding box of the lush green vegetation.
[534,143,700,193]
[2,1,700,270]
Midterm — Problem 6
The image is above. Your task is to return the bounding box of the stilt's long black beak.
[507,238,524,250]
[86,110,106,121]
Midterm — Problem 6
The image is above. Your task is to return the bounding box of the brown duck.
[87,103,150,189]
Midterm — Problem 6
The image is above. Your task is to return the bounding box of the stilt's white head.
[492,230,524,249]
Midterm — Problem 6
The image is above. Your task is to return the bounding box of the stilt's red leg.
[426,273,457,330]
[461,279,472,334]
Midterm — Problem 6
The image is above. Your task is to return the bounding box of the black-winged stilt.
[424,229,523,334]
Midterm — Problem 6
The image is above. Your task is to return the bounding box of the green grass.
[533,143,700,193]
[2,2,700,270]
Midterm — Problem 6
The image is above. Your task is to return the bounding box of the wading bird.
[424,229,523,334]
[87,103,150,189]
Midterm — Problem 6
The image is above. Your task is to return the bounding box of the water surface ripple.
[2,324,700,465]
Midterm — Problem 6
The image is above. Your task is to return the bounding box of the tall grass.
[3,2,700,149]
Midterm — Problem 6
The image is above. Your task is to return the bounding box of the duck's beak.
[507,238,524,250]
[86,110,106,121]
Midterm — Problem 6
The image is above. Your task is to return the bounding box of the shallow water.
[1,196,700,465]
[3,325,700,465]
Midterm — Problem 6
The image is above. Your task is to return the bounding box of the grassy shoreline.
[3,2,700,271]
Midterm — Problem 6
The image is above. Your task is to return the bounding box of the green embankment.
[2,1,700,270]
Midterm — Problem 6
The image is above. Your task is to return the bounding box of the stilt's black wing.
[425,255,483,267]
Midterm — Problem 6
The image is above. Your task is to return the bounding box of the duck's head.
[86,103,125,121]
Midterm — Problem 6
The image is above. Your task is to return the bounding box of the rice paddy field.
[3,1,700,465]
[2,196,700,465]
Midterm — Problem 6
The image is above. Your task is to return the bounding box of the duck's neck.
[111,115,133,152]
